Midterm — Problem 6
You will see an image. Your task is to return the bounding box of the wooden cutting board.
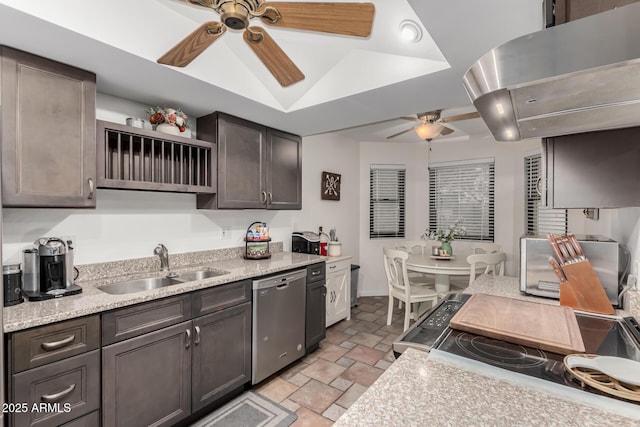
[449,293,585,355]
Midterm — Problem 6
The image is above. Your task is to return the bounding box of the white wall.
[358,141,429,296]
[1,94,361,266]
[291,132,360,264]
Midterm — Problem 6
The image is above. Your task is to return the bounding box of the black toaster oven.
[291,232,320,255]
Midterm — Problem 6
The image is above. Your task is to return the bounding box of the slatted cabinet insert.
[97,120,216,193]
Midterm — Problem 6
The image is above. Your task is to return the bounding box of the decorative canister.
[3,263,24,306]
[126,117,145,128]
[328,241,342,257]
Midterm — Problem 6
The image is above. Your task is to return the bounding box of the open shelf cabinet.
[97,121,216,193]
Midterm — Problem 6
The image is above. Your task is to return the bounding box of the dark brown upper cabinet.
[1,46,97,207]
[553,0,640,24]
[196,112,302,210]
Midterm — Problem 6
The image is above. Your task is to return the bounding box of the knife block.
[560,261,615,315]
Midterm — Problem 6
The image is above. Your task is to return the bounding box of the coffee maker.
[22,237,82,300]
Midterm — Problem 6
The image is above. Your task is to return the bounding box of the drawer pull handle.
[88,177,95,200]
[41,384,76,403]
[311,271,320,276]
[41,335,75,351]
[185,329,191,348]
[329,265,337,269]
[194,326,201,345]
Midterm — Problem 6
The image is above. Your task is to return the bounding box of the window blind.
[524,154,567,234]
[369,165,406,238]
[429,159,494,241]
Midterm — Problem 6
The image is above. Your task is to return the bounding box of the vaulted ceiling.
[0,0,542,141]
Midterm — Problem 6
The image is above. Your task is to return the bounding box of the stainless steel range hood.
[463,3,640,141]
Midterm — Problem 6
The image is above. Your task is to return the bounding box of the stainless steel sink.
[98,269,229,295]
[175,269,229,282]
[99,276,183,295]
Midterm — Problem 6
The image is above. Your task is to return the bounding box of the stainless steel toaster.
[519,233,623,306]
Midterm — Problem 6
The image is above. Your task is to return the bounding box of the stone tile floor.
[254,296,406,426]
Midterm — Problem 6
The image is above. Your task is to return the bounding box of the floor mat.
[190,391,297,427]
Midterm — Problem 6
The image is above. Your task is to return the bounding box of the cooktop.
[393,293,640,405]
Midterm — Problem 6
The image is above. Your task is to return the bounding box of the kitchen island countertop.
[4,251,347,333]
[335,275,640,426]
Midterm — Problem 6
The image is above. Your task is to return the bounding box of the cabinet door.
[266,128,302,210]
[191,301,251,411]
[306,281,326,353]
[215,113,267,209]
[326,267,351,327]
[554,0,639,24]
[102,321,192,427]
[1,46,96,207]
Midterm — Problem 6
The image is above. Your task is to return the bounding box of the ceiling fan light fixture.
[414,123,445,140]
[400,20,422,43]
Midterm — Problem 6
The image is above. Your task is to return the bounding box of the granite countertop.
[4,251,350,333]
[335,275,640,426]
[334,348,639,426]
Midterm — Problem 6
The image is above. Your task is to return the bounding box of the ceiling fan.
[157,0,375,87]
[387,110,481,141]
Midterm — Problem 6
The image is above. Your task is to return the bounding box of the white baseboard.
[356,290,388,297]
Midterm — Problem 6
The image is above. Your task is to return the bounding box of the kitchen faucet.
[153,244,170,273]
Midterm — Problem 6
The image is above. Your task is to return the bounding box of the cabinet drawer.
[102,294,192,345]
[12,350,100,427]
[11,315,100,373]
[192,280,251,317]
[60,411,100,427]
[326,259,350,274]
[307,262,326,284]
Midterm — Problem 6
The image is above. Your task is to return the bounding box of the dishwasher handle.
[253,269,307,290]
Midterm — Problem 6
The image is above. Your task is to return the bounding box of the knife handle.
[547,233,566,265]
[562,236,577,260]
[567,233,585,258]
[549,257,567,282]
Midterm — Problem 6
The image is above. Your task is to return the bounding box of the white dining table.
[405,252,472,293]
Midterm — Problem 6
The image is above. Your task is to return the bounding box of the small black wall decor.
[321,171,341,201]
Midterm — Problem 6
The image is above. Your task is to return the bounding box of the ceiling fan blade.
[440,111,481,123]
[400,116,421,122]
[158,21,226,67]
[386,128,414,139]
[243,26,305,87]
[259,2,375,37]
[440,126,455,136]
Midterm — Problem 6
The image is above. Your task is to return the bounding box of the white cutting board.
[449,293,585,355]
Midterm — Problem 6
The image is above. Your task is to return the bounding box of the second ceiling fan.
[158,0,375,87]
[387,110,481,141]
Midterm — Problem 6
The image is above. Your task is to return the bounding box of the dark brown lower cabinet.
[102,321,192,427]
[102,292,252,425]
[192,302,251,411]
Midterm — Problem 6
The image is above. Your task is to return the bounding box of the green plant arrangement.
[423,220,466,256]
[423,220,466,243]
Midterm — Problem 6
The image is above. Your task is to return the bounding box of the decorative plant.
[423,220,466,243]
[147,106,190,132]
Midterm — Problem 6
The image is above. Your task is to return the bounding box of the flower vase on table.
[440,241,453,256]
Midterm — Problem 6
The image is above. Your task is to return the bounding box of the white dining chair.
[383,248,440,332]
[394,240,436,308]
[469,242,502,254]
[466,252,506,286]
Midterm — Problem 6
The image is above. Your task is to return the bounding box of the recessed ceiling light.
[400,20,422,43]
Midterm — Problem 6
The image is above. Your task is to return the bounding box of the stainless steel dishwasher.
[252,269,306,384]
